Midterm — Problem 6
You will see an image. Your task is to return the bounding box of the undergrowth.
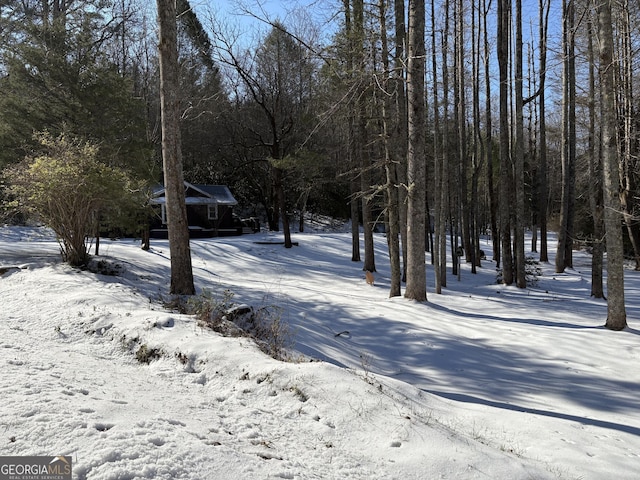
[170,289,295,362]
[119,334,163,364]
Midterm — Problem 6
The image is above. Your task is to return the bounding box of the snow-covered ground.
[1,224,638,479]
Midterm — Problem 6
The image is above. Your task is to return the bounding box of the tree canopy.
[0,0,152,174]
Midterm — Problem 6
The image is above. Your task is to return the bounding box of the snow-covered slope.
[1,226,638,479]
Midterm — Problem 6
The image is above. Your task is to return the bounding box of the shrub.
[183,290,294,361]
[187,289,236,331]
[248,305,293,361]
[136,344,162,364]
[3,132,145,266]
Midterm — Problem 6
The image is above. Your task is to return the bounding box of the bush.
[188,289,236,331]
[3,132,145,266]
[245,305,293,361]
[136,344,162,364]
[182,290,294,361]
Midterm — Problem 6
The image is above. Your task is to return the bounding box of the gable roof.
[151,182,238,206]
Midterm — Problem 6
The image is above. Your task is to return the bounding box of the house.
[149,182,242,238]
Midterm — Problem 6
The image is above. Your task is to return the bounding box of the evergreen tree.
[0,1,151,174]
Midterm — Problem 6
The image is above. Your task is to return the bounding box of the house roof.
[151,182,238,206]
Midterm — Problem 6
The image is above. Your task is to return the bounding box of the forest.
[0,0,636,329]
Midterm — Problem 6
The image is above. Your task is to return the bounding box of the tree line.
[0,0,634,329]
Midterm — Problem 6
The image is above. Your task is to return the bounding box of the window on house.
[208,204,218,220]
[161,204,167,224]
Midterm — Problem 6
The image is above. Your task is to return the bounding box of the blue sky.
[194,0,296,28]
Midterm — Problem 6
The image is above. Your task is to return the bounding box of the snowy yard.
[1,225,638,479]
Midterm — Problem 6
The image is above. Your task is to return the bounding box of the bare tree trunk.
[361,151,376,272]
[378,0,401,297]
[141,223,150,251]
[455,0,471,272]
[432,0,443,293]
[354,0,376,273]
[586,16,604,298]
[404,0,427,301]
[350,177,361,261]
[394,0,408,282]
[345,0,361,263]
[618,2,640,270]
[597,0,627,330]
[94,219,100,257]
[157,0,195,295]
[556,0,576,273]
[298,188,310,233]
[450,2,460,280]
[439,0,451,289]
[470,0,481,271]
[483,0,499,267]
[538,0,550,263]
[514,0,526,288]
[497,0,513,285]
[274,166,293,248]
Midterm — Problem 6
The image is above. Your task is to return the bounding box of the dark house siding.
[149,183,241,238]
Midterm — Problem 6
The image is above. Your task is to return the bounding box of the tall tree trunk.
[470,0,481,271]
[120,0,127,76]
[455,0,471,272]
[556,0,576,273]
[538,0,550,262]
[274,165,293,248]
[514,0,526,288]
[597,0,627,330]
[497,0,513,285]
[483,0,499,267]
[432,0,443,293]
[350,177,361,261]
[378,0,401,297]
[587,16,604,298]
[345,0,361,262]
[404,0,427,301]
[394,0,408,282]
[618,2,640,270]
[361,147,376,272]
[156,0,195,296]
[439,0,451,289]
[450,3,460,280]
[354,0,376,273]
